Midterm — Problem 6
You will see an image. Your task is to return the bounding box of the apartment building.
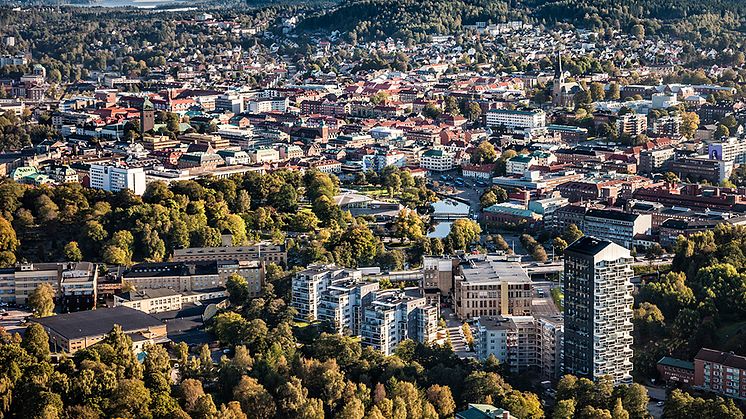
[474,314,564,379]
[172,242,287,265]
[616,113,647,137]
[291,266,438,355]
[291,266,361,321]
[454,255,532,319]
[0,262,98,306]
[694,348,746,400]
[564,237,634,384]
[583,209,652,249]
[639,148,675,174]
[89,163,146,195]
[124,260,262,294]
[486,108,546,130]
[360,289,438,355]
[317,277,379,335]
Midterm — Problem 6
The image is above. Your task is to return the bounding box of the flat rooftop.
[32,306,163,340]
[459,256,530,284]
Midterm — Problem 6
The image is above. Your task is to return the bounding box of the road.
[531,280,561,316]
[645,385,667,418]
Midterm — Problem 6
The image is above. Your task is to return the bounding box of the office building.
[708,137,746,164]
[669,156,732,184]
[422,256,455,296]
[0,262,97,307]
[113,288,227,314]
[124,260,262,295]
[420,149,455,172]
[454,255,532,319]
[564,237,634,384]
[639,148,675,174]
[172,242,287,265]
[89,163,146,195]
[583,209,652,249]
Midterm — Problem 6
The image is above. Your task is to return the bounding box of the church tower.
[141,97,155,133]
[552,51,565,106]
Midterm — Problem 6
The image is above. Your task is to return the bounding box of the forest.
[298,0,746,53]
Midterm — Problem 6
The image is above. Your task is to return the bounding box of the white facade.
[89,164,146,195]
[420,149,455,172]
[486,109,546,130]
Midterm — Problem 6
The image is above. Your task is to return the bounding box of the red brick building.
[694,348,746,400]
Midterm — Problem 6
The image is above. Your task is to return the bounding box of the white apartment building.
[474,314,563,379]
[616,113,648,137]
[583,209,652,249]
[291,266,362,321]
[249,147,281,164]
[486,109,546,130]
[360,289,438,355]
[420,148,455,172]
[564,237,634,384]
[291,266,438,355]
[247,97,289,113]
[89,163,146,195]
[317,278,379,335]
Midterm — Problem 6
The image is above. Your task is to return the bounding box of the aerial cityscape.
[0,0,745,418]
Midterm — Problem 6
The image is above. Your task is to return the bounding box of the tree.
[553,399,576,419]
[553,237,568,256]
[393,209,425,241]
[590,82,605,101]
[480,191,498,209]
[22,322,50,361]
[532,245,548,262]
[714,124,730,139]
[426,385,455,417]
[462,323,474,348]
[611,398,629,419]
[471,141,497,164]
[226,273,250,306]
[233,376,276,419]
[28,283,55,317]
[110,379,152,419]
[423,103,442,119]
[465,102,482,122]
[608,83,620,100]
[64,241,83,262]
[680,112,699,138]
[631,24,645,40]
[562,224,584,244]
[0,215,18,267]
[447,219,481,250]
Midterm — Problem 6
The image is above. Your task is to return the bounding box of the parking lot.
[0,308,32,334]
